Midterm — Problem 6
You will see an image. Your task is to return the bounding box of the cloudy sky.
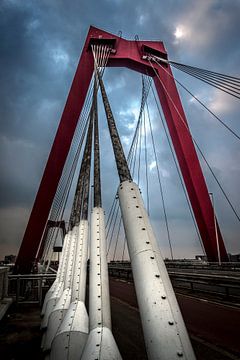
[0,0,240,260]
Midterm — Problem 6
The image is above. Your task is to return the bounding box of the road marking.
[190,334,240,360]
[111,296,139,312]
[176,292,240,310]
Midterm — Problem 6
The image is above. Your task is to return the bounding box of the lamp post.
[209,192,221,266]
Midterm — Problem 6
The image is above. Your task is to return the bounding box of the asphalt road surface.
[0,278,239,359]
[109,278,240,360]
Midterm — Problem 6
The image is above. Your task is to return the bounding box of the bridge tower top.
[15,26,228,274]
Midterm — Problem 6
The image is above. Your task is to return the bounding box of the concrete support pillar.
[81,207,121,360]
[118,180,195,360]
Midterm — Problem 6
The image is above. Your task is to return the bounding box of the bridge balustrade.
[8,274,56,305]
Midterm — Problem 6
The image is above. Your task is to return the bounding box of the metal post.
[16,276,20,305]
[209,193,221,266]
[4,268,9,298]
[38,277,43,305]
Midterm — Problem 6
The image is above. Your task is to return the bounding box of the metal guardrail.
[0,267,12,320]
[0,267,9,300]
[109,260,240,271]
[6,264,240,305]
[8,274,56,305]
[166,261,240,272]
[108,266,240,301]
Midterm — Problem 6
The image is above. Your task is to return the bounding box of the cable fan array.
[147,56,240,225]
[41,45,122,360]
[39,38,240,359]
[170,61,240,100]
[39,49,110,269]
[40,44,196,360]
[106,75,206,263]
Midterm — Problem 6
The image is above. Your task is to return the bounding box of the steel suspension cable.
[53,44,110,224]
[105,75,150,228]
[112,216,122,261]
[154,60,240,142]
[171,64,240,93]
[107,206,120,255]
[171,63,240,100]
[144,93,174,260]
[121,237,126,261]
[55,45,110,218]
[108,79,151,258]
[143,108,150,215]
[104,74,151,259]
[170,61,240,85]
[50,74,98,219]
[146,76,205,254]
[41,45,111,262]
[149,59,240,223]
[137,114,143,184]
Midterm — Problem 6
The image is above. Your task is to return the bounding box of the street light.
[209,192,221,266]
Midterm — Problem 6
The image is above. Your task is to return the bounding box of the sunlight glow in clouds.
[174,25,189,43]
[174,26,184,39]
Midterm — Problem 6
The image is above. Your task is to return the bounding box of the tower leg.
[154,68,228,262]
[15,34,94,273]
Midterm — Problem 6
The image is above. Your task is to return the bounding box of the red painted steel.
[153,66,227,261]
[15,26,228,273]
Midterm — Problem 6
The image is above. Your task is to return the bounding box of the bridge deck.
[1,277,239,359]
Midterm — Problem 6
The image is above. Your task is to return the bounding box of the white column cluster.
[41,210,120,359]
[41,222,89,358]
[41,180,195,360]
[50,220,89,359]
[81,207,121,360]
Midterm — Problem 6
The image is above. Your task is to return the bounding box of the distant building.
[4,254,16,264]
[195,254,240,262]
[195,255,207,261]
[229,253,240,262]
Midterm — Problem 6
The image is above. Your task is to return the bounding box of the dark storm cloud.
[0,0,240,258]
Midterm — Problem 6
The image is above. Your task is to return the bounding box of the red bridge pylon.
[15,26,228,273]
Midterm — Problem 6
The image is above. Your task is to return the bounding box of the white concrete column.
[42,228,77,351]
[41,231,70,317]
[118,180,196,360]
[50,221,89,360]
[41,231,72,328]
[81,207,121,360]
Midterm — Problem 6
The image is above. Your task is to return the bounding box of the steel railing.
[108,266,240,301]
[8,274,56,305]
